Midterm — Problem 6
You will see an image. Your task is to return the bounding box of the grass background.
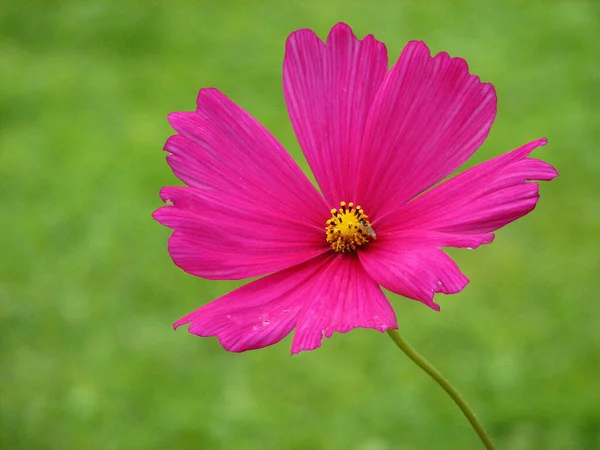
[1,0,598,448]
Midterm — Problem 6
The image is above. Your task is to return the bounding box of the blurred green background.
[1,0,598,449]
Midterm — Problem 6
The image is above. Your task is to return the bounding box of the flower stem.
[386,328,495,450]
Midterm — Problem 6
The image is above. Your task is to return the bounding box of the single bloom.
[153,23,558,354]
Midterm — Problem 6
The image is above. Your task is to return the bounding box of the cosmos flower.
[153,23,557,354]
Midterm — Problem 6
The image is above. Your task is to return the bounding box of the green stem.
[386,328,496,450]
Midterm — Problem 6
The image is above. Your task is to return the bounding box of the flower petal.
[174,254,397,353]
[356,41,497,218]
[173,258,321,353]
[359,240,469,310]
[153,186,329,280]
[291,253,397,354]
[385,138,558,235]
[283,23,388,205]
[372,229,495,250]
[154,88,330,279]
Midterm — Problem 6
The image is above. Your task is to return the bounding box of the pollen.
[326,201,377,253]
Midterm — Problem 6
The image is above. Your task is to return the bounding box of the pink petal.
[291,253,397,354]
[356,41,497,218]
[154,88,330,280]
[174,254,397,354]
[283,23,388,205]
[359,240,469,310]
[173,258,321,353]
[371,228,495,250]
[385,138,558,235]
[153,186,329,280]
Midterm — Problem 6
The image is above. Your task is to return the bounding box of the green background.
[2,1,598,449]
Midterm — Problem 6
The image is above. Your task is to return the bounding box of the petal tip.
[290,340,322,355]
[331,22,352,33]
[325,22,360,46]
[286,26,320,46]
[151,207,164,222]
[173,317,188,330]
[406,39,431,55]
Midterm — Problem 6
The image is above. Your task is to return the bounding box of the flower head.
[153,23,557,354]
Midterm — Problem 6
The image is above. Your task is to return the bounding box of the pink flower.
[153,23,557,354]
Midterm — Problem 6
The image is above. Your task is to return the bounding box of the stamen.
[325,201,376,253]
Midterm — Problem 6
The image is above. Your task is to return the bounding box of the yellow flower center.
[326,201,376,253]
